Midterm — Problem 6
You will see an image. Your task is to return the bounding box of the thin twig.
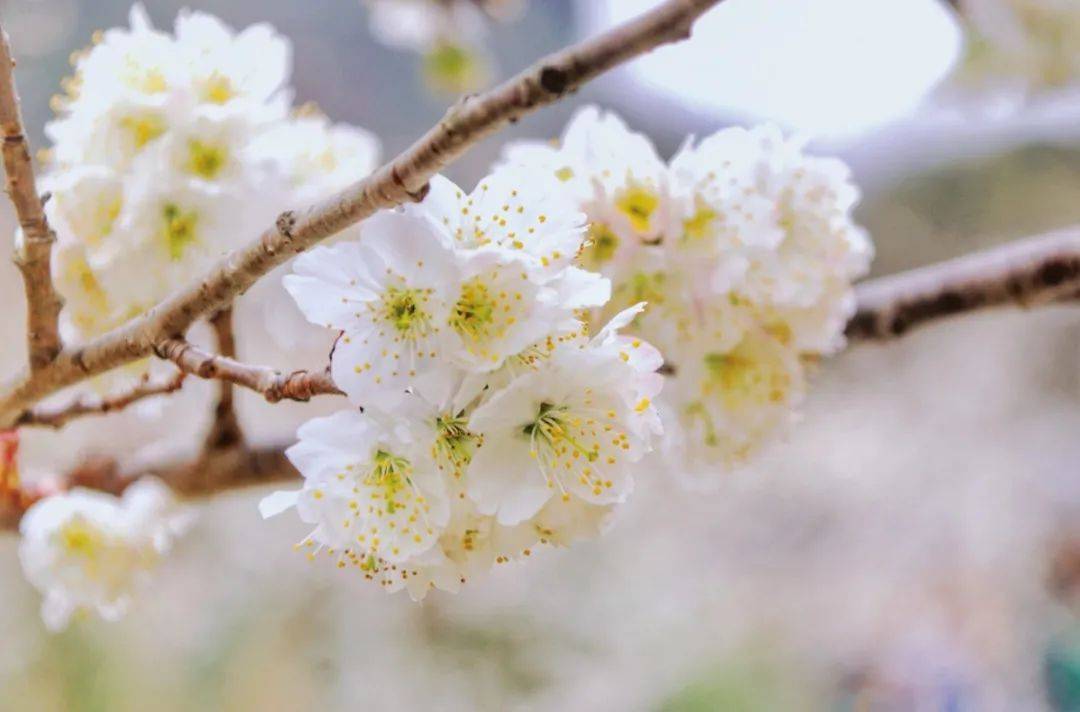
[0,0,726,427]
[0,445,296,531]
[203,308,244,450]
[15,372,186,429]
[0,26,62,370]
[847,227,1080,341]
[155,337,342,403]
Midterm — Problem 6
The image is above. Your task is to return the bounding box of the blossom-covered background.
[1,0,1079,709]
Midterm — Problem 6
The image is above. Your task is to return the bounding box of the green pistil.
[621,270,666,306]
[684,401,720,447]
[585,222,620,265]
[451,279,495,340]
[423,43,479,92]
[435,414,478,474]
[524,402,598,462]
[364,450,412,514]
[187,139,227,179]
[615,184,659,233]
[160,203,198,261]
[521,401,556,437]
[380,286,431,338]
[682,206,717,241]
[705,352,766,402]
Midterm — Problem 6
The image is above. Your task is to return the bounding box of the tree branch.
[3,225,1079,530]
[0,26,63,371]
[203,308,244,450]
[155,337,342,403]
[0,445,295,532]
[15,372,185,429]
[0,0,726,427]
[846,227,1080,341]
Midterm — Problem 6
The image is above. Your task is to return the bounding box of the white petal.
[258,490,299,518]
[41,593,77,632]
[466,431,549,524]
[593,302,646,345]
[546,267,610,310]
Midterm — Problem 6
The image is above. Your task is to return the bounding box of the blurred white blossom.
[363,0,524,92]
[41,4,380,379]
[18,478,192,631]
[246,113,380,206]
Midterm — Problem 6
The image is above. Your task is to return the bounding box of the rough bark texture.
[847,228,1080,341]
[0,0,725,427]
[0,27,62,371]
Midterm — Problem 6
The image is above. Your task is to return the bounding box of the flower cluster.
[18,478,192,631]
[502,107,873,483]
[261,167,664,599]
[12,4,876,620]
[363,0,524,92]
[43,5,379,371]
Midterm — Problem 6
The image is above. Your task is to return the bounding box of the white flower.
[368,496,614,601]
[585,303,666,440]
[445,248,590,372]
[41,5,377,363]
[157,112,264,187]
[47,91,184,171]
[37,3,390,399]
[363,0,510,92]
[416,168,588,278]
[173,8,291,113]
[401,384,483,487]
[246,114,380,205]
[286,169,604,403]
[48,6,185,171]
[18,478,192,631]
[501,106,673,277]
[68,5,184,109]
[54,242,118,338]
[466,313,662,525]
[370,498,533,601]
[260,409,451,568]
[284,212,462,403]
[43,166,124,250]
[663,327,805,480]
[411,170,603,371]
[527,496,616,547]
[365,0,487,52]
[666,128,780,292]
[668,124,872,352]
[40,9,246,331]
[99,168,257,306]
